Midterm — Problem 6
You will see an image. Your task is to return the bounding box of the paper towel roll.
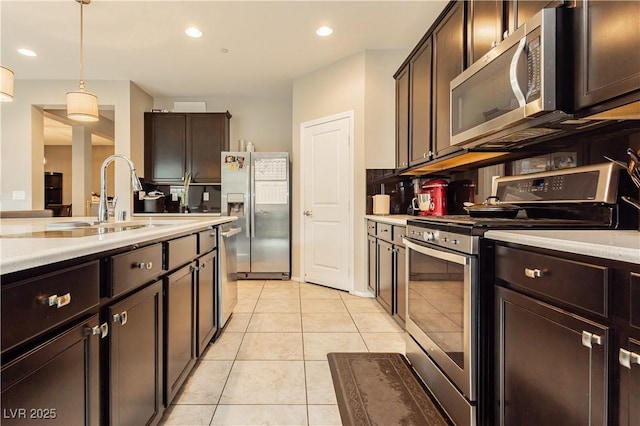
[373,194,390,215]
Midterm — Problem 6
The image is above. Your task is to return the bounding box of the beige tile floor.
[159,280,407,426]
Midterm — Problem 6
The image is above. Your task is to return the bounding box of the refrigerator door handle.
[250,161,256,238]
[246,160,252,238]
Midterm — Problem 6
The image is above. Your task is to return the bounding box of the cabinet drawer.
[376,223,392,242]
[495,245,610,317]
[367,220,376,236]
[1,261,100,352]
[108,244,163,298]
[393,225,407,246]
[165,234,198,271]
[198,228,217,254]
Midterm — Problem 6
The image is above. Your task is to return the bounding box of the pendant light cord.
[79,0,86,91]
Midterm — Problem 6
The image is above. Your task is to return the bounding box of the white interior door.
[301,114,351,291]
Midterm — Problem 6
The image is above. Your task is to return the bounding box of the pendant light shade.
[67,0,98,122]
[1,66,14,102]
[67,87,98,121]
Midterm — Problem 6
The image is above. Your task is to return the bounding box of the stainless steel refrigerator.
[221,152,290,279]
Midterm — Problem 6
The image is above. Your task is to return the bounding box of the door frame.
[299,110,354,291]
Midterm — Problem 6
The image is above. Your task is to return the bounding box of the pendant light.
[0,66,14,102]
[67,0,98,122]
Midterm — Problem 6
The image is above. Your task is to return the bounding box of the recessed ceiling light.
[316,26,333,37]
[18,48,37,57]
[185,27,203,38]
[220,48,229,54]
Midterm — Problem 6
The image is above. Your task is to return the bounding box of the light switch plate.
[203,192,209,201]
[12,190,26,200]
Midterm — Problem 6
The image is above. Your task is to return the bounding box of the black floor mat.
[327,352,452,426]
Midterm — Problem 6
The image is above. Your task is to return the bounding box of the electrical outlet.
[203,192,209,201]
[12,190,26,200]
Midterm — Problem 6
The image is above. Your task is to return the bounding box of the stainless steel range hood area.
[449,8,640,152]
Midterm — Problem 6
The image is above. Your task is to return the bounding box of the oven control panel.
[406,225,477,255]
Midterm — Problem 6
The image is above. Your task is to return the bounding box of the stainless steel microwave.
[450,8,572,149]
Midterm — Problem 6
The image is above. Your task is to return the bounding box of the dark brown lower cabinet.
[367,235,377,295]
[0,315,101,426]
[394,245,406,322]
[377,239,393,314]
[619,338,640,426]
[107,281,163,426]
[197,251,217,357]
[495,286,608,425]
[165,263,196,404]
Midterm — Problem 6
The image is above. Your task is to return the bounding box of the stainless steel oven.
[402,163,637,426]
[404,227,479,426]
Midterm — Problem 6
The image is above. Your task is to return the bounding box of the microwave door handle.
[509,38,527,108]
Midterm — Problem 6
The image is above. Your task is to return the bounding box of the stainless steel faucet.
[98,154,143,222]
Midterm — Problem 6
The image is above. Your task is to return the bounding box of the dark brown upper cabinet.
[506,0,566,37]
[409,38,433,166]
[467,0,504,65]
[573,0,640,112]
[395,65,410,170]
[144,112,231,184]
[432,1,465,159]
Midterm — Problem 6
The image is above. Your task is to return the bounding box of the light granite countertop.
[485,230,640,265]
[365,215,413,226]
[0,216,237,275]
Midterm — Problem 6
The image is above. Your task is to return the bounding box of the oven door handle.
[403,238,470,266]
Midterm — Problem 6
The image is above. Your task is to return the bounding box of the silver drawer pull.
[42,293,72,308]
[581,331,603,348]
[619,348,640,369]
[113,311,128,326]
[137,261,153,270]
[524,268,543,278]
[91,322,109,339]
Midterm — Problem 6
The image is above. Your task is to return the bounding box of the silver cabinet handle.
[137,262,153,270]
[619,348,640,369]
[113,311,128,326]
[581,331,603,349]
[303,210,313,217]
[91,322,109,338]
[524,268,543,278]
[40,293,72,308]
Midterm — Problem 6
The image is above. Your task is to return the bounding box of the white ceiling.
[1,0,448,100]
[3,1,448,146]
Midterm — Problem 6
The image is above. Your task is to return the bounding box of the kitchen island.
[0,215,237,426]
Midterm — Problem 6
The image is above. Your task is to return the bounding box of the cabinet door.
[108,281,163,426]
[377,239,393,314]
[1,315,101,426]
[496,286,608,425]
[506,0,563,35]
[188,113,229,182]
[468,0,503,65]
[432,2,465,159]
[395,245,406,323]
[574,0,640,110]
[409,38,433,166]
[395,65,410,170]
[619,338,640,426]
[197,251,217,357]
[144,113,186,183]
[367,235,377,295]
[165,263,196,404]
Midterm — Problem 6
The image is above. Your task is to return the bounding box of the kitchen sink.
[2,221,168,238]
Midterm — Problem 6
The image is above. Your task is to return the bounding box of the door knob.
[303,210,313,217]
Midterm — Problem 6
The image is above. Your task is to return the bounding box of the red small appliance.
[421,179,448,216]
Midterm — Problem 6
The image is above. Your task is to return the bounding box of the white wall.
[364,50,408,169]
[0,79,151,215]
[153,94,293,153]
[292,52,367,293]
